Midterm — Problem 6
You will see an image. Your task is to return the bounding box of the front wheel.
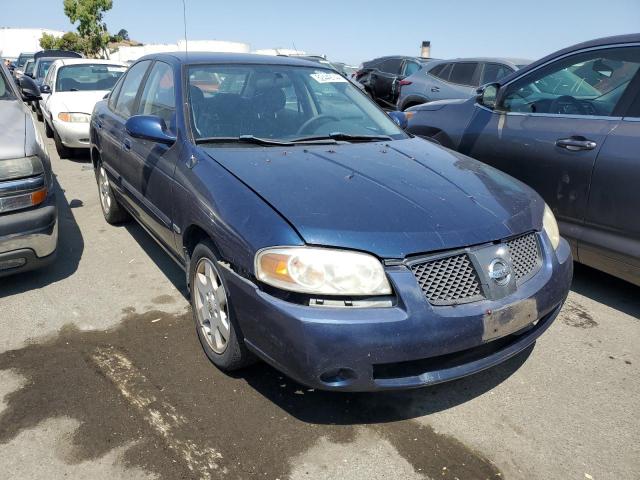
[44,118,53,138]
[190,240,255,371]
[53,129,71,158]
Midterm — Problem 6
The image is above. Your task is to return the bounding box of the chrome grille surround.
[409,232,542,306]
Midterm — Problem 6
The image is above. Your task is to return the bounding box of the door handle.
[555,137,597,151]
[431,86,440,92]
[123,138,131,151]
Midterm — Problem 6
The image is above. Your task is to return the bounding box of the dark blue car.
[90,53,572,391]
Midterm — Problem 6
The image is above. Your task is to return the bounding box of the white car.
[39,58,127,157]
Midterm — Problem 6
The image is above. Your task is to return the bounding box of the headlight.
[543,204,560,250]
[0,156,44,181]
[58,112,91,123]
[255,247,392,296]
[0,157,47,214]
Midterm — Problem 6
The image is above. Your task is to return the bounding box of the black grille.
[507,233,541,283]
[410,253,484,305]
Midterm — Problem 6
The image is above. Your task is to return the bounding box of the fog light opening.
[0,257,27,271]
[319,368,357,386]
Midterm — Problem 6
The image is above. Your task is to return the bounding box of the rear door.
[580,71,640,284]
[446,61,480,99]
[129,60,179,251]
[463,45,640,253]
[370,57,403,107]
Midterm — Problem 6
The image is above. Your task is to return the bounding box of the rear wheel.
[190,240,255,371]
[97,164,130,224]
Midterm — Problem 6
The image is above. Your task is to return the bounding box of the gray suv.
[397,57,529,110]
[0,64,57,276]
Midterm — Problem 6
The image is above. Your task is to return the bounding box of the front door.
[130,60,179,252]
[462,45,640,251]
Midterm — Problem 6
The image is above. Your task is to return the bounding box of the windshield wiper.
[291,132,393,143]
[195,135,295,146]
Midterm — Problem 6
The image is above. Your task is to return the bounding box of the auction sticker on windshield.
[310,72,347,83]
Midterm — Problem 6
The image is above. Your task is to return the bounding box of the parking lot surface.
[1,123,639,480]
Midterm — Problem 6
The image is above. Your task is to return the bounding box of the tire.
[53,129,71,158]
[189,240,255,371]
[44,118,53,138]
[36,108,43,122]
[96,163,130,224]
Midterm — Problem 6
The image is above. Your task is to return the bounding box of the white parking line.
[91,346,226,479]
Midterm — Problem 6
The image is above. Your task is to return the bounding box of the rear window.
[56,64,127,92]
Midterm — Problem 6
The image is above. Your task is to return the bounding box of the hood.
[54,90,110,115]
[203,138,543,259]
[0,100,27,159]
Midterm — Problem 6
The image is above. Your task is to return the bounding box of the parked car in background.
[12,52,34,79]
[90,52,571,391]
[0,64,57,277]
[355,55,434,108]
[39,58,127,157]
[397,57,529,110]
[31,51,83,120]
[23,59,35,78]
[406,34,640,286]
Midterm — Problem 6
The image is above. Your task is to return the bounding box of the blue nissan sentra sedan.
[90,53,572,391]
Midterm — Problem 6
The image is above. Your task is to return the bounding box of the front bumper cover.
[221,234,573,392]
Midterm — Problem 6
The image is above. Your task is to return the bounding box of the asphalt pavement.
[0,121,638,480]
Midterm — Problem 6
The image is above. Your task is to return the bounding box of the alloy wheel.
[194,258,230,354]
[99,166,112,214]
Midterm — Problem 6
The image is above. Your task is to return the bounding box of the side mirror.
[126,115,176,145]
[388,111,409,129]
[476,83,500,109]
[18,76,41,100]
[40,84,51,94]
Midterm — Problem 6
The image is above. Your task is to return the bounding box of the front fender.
[174,150,304,275]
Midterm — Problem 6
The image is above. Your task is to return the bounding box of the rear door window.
[449,62,480,86]
[379,58,403,74]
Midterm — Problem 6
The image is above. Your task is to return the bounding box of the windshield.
[24,60,35,76]
[37,60,54,79]
[56,64,127,92]
[187,64,406,143]
[17,54,33,68]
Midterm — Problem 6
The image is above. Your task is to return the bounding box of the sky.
[3,0,640,65]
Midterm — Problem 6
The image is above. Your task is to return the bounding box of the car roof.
[365,55,431,64]
[438,57,531,65]
[500,34,640,84]
[52,58,128,67]
[136,52,335,69]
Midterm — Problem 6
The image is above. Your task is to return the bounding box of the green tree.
[63,0,113,57]
[117,29,129,41]
[39,33,60,50]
